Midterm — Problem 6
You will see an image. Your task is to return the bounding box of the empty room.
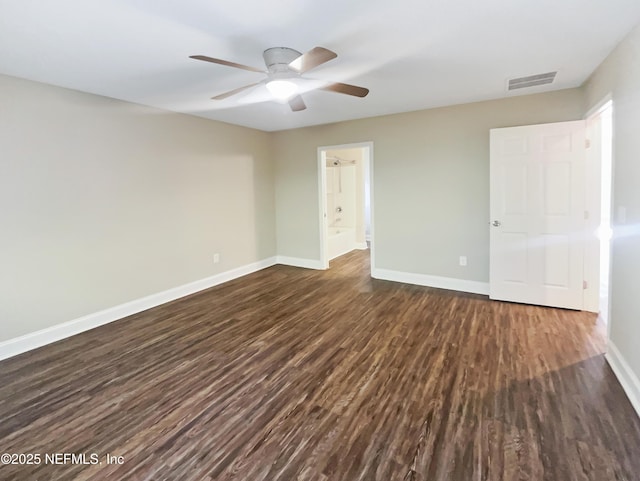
[2,1,640,480]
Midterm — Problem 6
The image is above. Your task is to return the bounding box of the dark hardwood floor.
[1,249,639,481]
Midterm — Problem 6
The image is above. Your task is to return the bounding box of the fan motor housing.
[263,47,302,75]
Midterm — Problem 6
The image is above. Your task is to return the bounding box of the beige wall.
[0,74,275,342]
[584,24,640,386]
[273,89,584,281]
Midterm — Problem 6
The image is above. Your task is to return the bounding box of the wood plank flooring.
[1,249,639,480]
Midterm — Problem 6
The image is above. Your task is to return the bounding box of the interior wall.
[0,74,276,343]
[584,23,640,390]
[273,89,585,281]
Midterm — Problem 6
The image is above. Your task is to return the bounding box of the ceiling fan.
[189,46,369,112]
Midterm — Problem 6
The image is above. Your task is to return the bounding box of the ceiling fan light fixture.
[191,46,369,112]
[266,79,298,100]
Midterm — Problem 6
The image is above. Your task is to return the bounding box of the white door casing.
[583,114,603,313]
[490,121,586,310]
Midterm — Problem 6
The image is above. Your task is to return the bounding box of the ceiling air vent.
[508,71,557,90]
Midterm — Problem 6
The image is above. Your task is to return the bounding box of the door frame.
[584,94,614,332]
[317,141,374,271]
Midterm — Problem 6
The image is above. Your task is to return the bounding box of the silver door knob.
[492,220,502,227]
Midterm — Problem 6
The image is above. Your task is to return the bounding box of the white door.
[490,121,586,309]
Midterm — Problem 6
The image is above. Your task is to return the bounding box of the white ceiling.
[1,0,639,132]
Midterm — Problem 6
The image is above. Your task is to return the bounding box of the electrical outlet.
[459,256,467,267]
[213,253,220,264]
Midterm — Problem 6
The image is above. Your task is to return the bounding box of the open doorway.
[317,142,373,270]
[585,98,614,325]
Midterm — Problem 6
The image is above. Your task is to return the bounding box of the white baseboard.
[1,260,489,362]
[371,268,490,295]
[329,247,353,261]
[355,242,369,250]
[276,256,325,270]
[606,340,640,418]
[0,256,278,362]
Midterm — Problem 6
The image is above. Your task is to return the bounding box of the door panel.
[490,121,585,309]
